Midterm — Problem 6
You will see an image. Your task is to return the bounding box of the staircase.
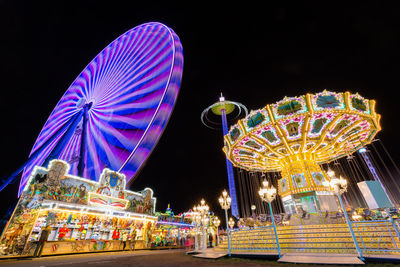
[217,222,400,256]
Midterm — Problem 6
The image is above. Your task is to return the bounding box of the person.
[208,234,213,248]
[121,231,128,250]
[33,225,51,257]
[146,227,152,247]
[58,224,69,241]
[112,229,120,240]
[186,235,194,250]
[130,229,137,251]
[5,224,23,254]
[14,234,28,255]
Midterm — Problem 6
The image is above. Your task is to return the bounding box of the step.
[278,253,364,264]
[218,223,400,255]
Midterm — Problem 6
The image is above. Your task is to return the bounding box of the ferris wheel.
[1,22,184,195]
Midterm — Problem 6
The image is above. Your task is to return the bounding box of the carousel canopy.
[223,90,381,173]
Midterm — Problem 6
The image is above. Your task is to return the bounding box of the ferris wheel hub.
[85,102,93,110]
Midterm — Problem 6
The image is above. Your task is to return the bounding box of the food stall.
[0,159,157,256]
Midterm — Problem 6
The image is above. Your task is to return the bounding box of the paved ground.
[0,250,276,267]
[0,249,399,266]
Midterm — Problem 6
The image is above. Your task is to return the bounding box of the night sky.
[1,2,400,221]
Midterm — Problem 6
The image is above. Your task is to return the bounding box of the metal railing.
[221,219,400,257]
[229,226,279,253]
[351,220,400,255]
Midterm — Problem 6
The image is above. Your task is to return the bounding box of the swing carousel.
[223,90,381,220]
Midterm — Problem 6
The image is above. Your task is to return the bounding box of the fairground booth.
[152,205,194,248]
[0,160,157,256]
[153,205,220,249]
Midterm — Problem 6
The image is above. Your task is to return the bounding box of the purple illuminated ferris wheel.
[7,22,183,196]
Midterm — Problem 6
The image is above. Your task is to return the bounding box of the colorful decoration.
[292,174,308,189]
[280,178,288,193]
[311,172,326,186]
[89,169,128,209]
[23,160,156,215]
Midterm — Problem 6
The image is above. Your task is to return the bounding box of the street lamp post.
[258,179,281,257]
[219,190,232,256]
[201,216,209,254]
[213,217,221,246]
[193,206,201,252]
[324,169,364,260]
[195,199,209,255]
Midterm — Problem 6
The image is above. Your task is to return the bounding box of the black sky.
[1,2,400,220]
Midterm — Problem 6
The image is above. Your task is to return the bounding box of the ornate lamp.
[228,217,235,229]
[218,189,232,256]
[258,179,281,256]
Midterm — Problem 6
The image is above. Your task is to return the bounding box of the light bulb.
[327,168,335,177]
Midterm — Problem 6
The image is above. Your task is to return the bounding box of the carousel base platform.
[216,222,400,263]
[278,253,364,265]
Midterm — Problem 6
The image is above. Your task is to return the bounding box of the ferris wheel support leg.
[43,110,85,168]
[0,110,84,194]
[78,104,90,177]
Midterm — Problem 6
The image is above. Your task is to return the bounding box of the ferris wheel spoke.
[94,97,159,115]
[98,54,170,105]
[108,71,167,110]
[119,144,152,176]
[87,127,125,170]
[90,28,158,104]
[102,87,163,112]
[110,26,164,75]
[101,28,156,93]
[59,133,81,163]
[14,125,70,191]
[99,42,162,100]
[95,73,166,108]
[88,51,108,100]
[107,56,171,102]
[93,110,152,128]
[118,45,171,89]
[92,117,143,148]
[33,110,81,149]
[112,34,170,86]
[30,110,83,155]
